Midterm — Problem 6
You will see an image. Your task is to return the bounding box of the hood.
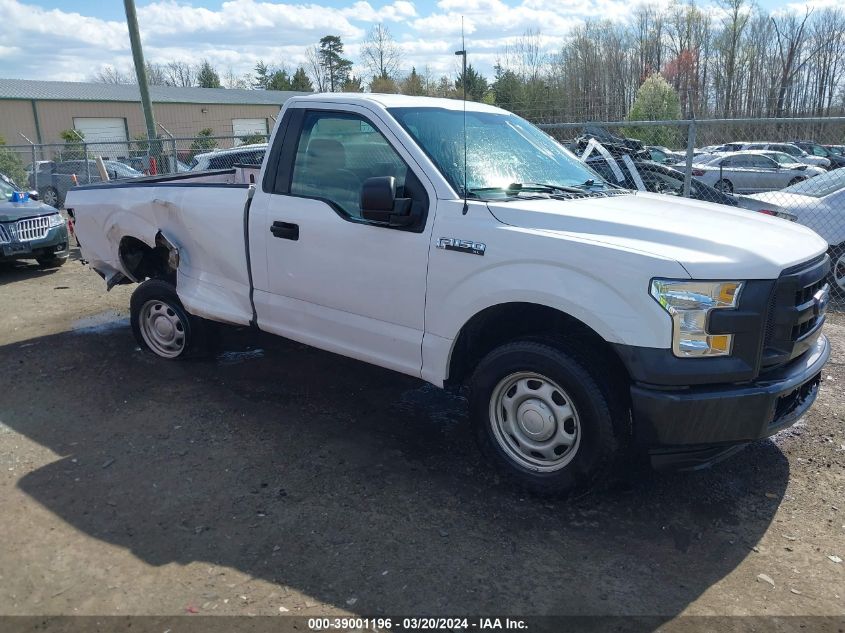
[0,200,59,223]
[486,191,827,279]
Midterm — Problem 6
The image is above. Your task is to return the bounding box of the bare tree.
[361,24,402,81]
[92,65,133,84]
[163,61,194,87]
[305,44,327,92]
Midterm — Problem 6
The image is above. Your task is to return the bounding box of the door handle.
[271,221,299,241]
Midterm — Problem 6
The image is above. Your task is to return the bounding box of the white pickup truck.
[68,94,832,494]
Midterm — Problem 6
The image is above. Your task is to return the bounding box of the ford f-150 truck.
[67,94,832,494]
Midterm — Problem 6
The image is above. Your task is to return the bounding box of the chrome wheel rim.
[139,299,186,358]
[43,188,58,207]
[834,251,845,291]
[489,372,582,472]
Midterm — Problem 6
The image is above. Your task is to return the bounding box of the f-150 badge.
[437,238,486,256]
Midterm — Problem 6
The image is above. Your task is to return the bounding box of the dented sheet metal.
[67,178,254,326]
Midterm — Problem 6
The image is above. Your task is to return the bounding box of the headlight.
[650,280,744,357]
[47,213,65,228]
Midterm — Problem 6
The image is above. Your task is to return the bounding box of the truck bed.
[67,169,256,326]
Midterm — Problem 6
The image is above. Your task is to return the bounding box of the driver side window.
[290,111,408,218]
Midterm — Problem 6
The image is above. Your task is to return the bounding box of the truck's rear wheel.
[469,341,618,496]
[130,279,206,359]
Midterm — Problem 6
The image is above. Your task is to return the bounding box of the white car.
[686,151,817,193]
[749,168,845,291]
[67,94,832,494]
[189,143,268,171]
[717,142,831,170]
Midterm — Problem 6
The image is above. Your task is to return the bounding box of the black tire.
[42,186,60,209]
[714,178,733,193]
[36,254,68,268]
[130,279,208,359]
[787,177,805,187]
[469,341,619,496]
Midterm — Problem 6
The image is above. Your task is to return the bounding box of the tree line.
[92,1,845,123]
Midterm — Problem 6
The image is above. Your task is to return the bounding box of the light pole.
[123,0,160,170]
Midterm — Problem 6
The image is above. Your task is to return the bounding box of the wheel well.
[118,234,176,283]
[447,303,630,390]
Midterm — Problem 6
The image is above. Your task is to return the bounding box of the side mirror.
[361,176,414,226]
[28,190,40,201]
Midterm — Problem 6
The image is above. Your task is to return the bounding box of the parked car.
[791,141,845,170]
[189,144,267,171]
[752,150,827,178]
[729,142,831,169]
[749,167,845,291]
[688,151,814,193]
[0,174,69,267]
[823,145,844,157]
[69,94,831,494]
[31,160,142,208]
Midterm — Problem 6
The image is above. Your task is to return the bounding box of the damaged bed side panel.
[68,184,254,326]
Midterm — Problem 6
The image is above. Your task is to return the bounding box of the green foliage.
[239,133,266,145]
[291,67,313,92]
[370,75,398,94]
[266,69,292,91]
[59,129,86,160]
[340,75,364,93]
[196,60,221,88]
[319,35,353,92]
[400,67,425,96]
[492,67,523,112]
[0,136,27,186]
[455,64,489,101]
[253,60,270,89]
[190,128,217,156]
[625,73,682,146]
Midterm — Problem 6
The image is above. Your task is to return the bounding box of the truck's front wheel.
[130,279,206,359]
[469,341,618,496]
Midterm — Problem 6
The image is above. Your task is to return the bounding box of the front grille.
[0,224,10,244]
[15,216,50,242]
[761,255,830,371]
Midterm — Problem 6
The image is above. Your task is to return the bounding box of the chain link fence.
[541,116,845,306]
[1,115,842,305]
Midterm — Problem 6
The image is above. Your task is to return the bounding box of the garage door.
[73,117,129,160]
[232,118,268,145]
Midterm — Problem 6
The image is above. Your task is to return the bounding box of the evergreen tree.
[455,64,488,101]
[290,67,314,92]
[318,35,353,92]
[400,67,425,96]
[340,75,364,92]
[253,61,271,89]
[196,60,221,88]
[266,69,292,91]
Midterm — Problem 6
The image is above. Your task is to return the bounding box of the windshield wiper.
[507,182,590,194]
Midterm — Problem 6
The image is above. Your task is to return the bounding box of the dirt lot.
[1,249,844,624]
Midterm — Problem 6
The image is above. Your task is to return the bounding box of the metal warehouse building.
[0,78,304,146]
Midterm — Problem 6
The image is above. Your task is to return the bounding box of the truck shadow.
[2,323,790,618]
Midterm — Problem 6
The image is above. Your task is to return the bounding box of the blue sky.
[0,0,823,85]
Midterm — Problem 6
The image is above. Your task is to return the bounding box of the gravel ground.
[0,249,843,623]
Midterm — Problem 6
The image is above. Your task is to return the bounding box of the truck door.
[250,106,435,378]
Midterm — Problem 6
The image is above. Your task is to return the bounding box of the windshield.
[769,152,799,165]
[781,166,845,198]
[388,107,606,197]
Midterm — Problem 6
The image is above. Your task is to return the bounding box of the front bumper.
[631,335,830,469]
[0,223,69,262]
